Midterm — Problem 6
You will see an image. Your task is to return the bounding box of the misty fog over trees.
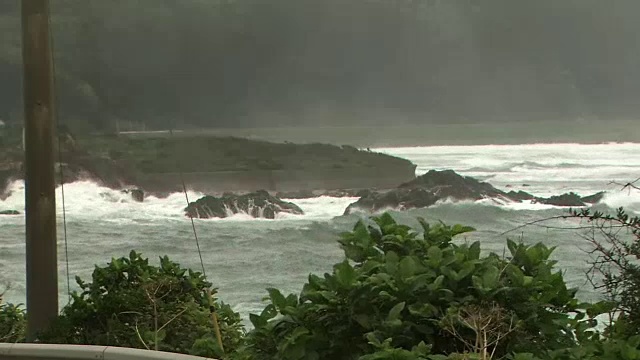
[1,0,639,132]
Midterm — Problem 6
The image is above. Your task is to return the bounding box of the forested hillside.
[2,0,639,132]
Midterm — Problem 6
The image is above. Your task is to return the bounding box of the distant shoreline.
[155,119,637,147]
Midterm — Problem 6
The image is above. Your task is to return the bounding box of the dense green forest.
[2,0,640,132]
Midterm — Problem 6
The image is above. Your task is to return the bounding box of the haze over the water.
[2,0,640,134]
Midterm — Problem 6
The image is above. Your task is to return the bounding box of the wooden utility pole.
[21,0,58,341]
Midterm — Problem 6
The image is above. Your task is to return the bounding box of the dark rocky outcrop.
[398,169,511,200]
[506,190,537,202]
[344,188,439,215]
[344,170,609,214]
[0,210,20,215]
[185,190,304,219]
[534,191,605,207]
[582,191,606,204]
[535,192,585,207]
[345,170,511,214]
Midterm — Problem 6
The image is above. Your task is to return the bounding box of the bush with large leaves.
[242,213,588,360]
[0,302,25,343]
[39,251,244,358]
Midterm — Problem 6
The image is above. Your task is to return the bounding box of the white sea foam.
[0,180,357,222]
[376,143,640,199]
[2,143,638,223]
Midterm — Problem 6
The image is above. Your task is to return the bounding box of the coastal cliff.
[0,132,416,197]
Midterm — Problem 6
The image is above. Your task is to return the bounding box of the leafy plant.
[570,207,640,337]
[0,284,26,343]
[39,251,244,358]
[242,213,586,360]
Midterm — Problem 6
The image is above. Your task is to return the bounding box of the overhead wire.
[46,0,71,305]
[44,3,222,347]
[167,126,223,353]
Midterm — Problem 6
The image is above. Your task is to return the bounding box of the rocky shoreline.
[179,169,606,219]
[343,169,604,215]
[1,168,607,219]
[0,134,609,219]
[0,134,416,199]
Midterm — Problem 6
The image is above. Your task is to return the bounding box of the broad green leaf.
[335,260,357,287]
[267,287,287,311]
[427,246,442,265]
[451,224,475,236]
[250,313,267,328]
[409,273,432,292]
[468,241,481,259]
[428,275,445,291]
[456,261,476,281]
[481,265,500,290]
[398,256,418,278]
[408,303,437,318]
[387,302,406,321]
[507,239,518,258]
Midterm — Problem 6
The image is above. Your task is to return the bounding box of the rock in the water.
[536,192,586,207]
[399,169,511,200]
[346,170,515,214]
[344,169,607,214]
[122,188,144,202]
[185,190,304,219]
[344,188,439,215]
[506,190,536,201]
[0,210,20,215]
[581,191,606,204]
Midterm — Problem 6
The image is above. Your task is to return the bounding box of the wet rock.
[581,191,606,204]
[399,169,511,200]
[344,188,439,215]
[185,190,304,219]
[535,192,586,207]
[122,188,144,202]
[506,190,536,201]
[344,169,600,214]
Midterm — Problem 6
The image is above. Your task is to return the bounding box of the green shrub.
[0,301,26,342]
[241,213,588,360]
[570,207,640,338]
[510,335,640,360]
[39,251,244,358]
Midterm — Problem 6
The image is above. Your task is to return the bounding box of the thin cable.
[168,130,222,351]
[46,2,71,304]
[168,128,207,278]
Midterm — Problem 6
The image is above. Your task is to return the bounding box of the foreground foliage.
[2,212,640,359]
[0,299,25,342]
[39,251,244,358]
[240,213,640,360]
[571,207,640,337]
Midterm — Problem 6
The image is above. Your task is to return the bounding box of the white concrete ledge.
[0,343,215,360]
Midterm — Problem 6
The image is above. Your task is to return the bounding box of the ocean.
[1,142,640,324]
